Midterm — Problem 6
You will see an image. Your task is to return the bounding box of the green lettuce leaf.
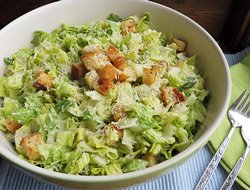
[0,78,8,97]
[41,107,61,142]
[123,159,148,173]
[136,12,151,32]
[193,100,207,123]
[105,164,122,175]
[64,151,90,174]
[107,13,123,22]
[15,125,31,154]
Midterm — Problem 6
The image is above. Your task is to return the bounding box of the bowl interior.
[0,0,231,188]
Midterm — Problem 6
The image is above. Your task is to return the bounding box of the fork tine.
[247,103,250,117]
[230,89,248,109]
[243,95,250,114]
[238,92,250,111]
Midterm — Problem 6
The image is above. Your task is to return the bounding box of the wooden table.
[0,0,249,53]
[152,0,250,53]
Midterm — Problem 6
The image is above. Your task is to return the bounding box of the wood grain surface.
[0,0,59,29]
[150,0,233,41]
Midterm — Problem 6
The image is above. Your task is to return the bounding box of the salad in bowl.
[0,12,209,176]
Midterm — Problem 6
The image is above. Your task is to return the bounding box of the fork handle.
[220,146,250,190]
[195,127,236,190]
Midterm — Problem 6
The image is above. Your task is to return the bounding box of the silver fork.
[220,108,250,189]
[195,89,250,190]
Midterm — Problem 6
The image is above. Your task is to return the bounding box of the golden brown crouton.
[142,154,158,167]
[33,71,52,91]
[121,20,136,35]
[161,86,178,106]
[81,52,101,71]
[142,67,157,85]
[97,50,111,62]
[112,56,128,70]
[84,70,99,89]
[98,64,117,80]
[100,49,109,57]
[112,104,126,121]
[161,86,185,106]
[171,38,187,52]
[82,44,101,55]
[97,79,114,95]
[71,62,88,80]
[107,45,124,62]
[4,117,22,133]
[121,67,136,82]
[114,70,129,82]
[20,133,45,160]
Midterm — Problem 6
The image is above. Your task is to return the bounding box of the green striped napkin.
[208,52,250,190]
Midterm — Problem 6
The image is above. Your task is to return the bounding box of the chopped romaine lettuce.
[107,13,123,22]
[123,159,148,173]
[136,12,151,32]
[0,12,209,176]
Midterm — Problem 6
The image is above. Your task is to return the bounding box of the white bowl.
[0,0,231,189]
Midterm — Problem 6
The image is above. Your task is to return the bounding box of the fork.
[220,109,250,189]
[195,89,250,190]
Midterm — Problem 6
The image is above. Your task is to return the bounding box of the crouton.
[20,133,45,160]
[82,44,100,55]
[142,154,158,167]
[114,70,129,82]
[107,45,124,62]
[112,104,126,121]
[71,62,88,80]
[84,70,99,89]
[98,64,117,80]
[81,52,101,71]
[97,50,111,63]
[97,79,114,95]
[171,38,187,52]
[110,124,124,139]
[121,20,136,35]
[142,67,157,85]
[161,86,185,106]
[4,117,22,133]
[121,67,136,82]
[33,71,52,91]
[161,86,178,106]
[112,56,127,70]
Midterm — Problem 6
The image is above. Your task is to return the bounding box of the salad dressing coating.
[0,12,209,175]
